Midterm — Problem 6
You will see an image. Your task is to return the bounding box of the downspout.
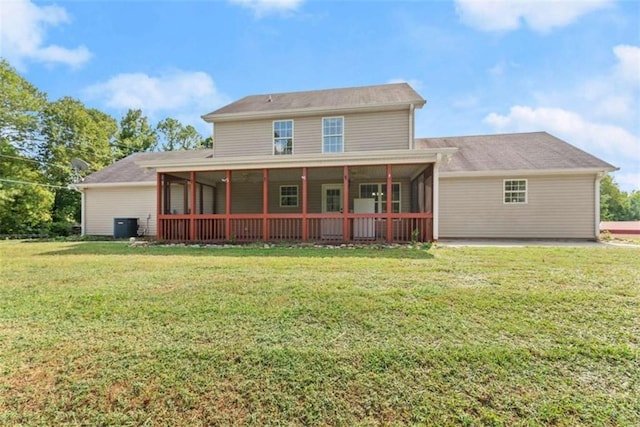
[81,189,86,236]
[595,172,604,239]
[433,153,441,241]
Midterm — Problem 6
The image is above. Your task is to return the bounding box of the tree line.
[1,58,638,236]
[1,59,212,236]
[600,175,640,222]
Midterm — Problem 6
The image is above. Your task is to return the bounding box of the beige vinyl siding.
[213,109,410,157]
[215,120,272,157]
[169,182,186,214]
[201,185,215,214]
[230,181,263,213]
[439,174,597,239]
[344,110,409,152]
[84,185,156,236]
[214,181,268,214]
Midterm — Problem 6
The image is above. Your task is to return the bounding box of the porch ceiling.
[165,164,427,184]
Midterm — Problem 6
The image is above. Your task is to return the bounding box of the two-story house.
[76,83,616,242]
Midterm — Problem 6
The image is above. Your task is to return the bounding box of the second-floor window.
[323,117,344,153]
[273,120,293,155]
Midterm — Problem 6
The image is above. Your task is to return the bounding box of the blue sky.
[1,0,639,191]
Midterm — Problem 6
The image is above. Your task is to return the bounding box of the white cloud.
[613,45,640,86]
[0,0,91,68]
[614,172,640,192]
[482,43,640,192]
[84,70,229,134]
[484,106,640,192]
[455,0,612,33]
[85,70,224,113]
[228,0,303,17]
[573,44,640,122]
[485,106,639,163]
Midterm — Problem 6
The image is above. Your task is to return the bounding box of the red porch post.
[183,179,188,214]
[189,171,196,241]
[302,167,308,241]
[386,164,393,243]
[343,165,350,242]
[225,170,232,241]
[156,172,162,240]
[263,168,269,241]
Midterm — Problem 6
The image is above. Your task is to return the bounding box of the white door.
[321,184,343,239]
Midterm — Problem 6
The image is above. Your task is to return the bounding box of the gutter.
[595,172,604,239]
[73,181,157,190]
[439,167,618,178]
[433,153,441,241]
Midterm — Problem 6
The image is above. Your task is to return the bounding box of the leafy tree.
[0,140,54,234]
[113,109,158,159]
[198,135,214,149]
[0,59,47,154]
[599,174,640,221]
[627,191,640,220]
[39,97,117,222]
[600,175,628,221]
[157,117,204,151]
[0,60,53,234]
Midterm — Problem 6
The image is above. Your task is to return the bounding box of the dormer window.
[273,120,293,155]
[323,117,344,153]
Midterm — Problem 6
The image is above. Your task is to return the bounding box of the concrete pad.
[436,239,607,248]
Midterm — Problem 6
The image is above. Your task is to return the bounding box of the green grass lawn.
[1,241,638,426]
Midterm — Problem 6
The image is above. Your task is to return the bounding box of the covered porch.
[156,162,437,244]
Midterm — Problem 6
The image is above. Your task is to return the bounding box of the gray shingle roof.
[203,83,425,119]
[416,132,616,173]
[81,132,616,185]
[81,149,214,184]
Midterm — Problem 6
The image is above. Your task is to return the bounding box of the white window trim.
[322,116,344,153]
[321,183,344,213]
[273,120,294,155]
[358,182,401,213]
[503,179,528,204]
[279,185,299,207]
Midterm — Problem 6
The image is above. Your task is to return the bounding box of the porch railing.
[158,213,433,243]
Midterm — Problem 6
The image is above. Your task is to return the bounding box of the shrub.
[48,221,73,237]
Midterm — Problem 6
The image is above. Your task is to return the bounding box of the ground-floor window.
[359,183,400,213]
[504,179,527,204]
[280,185,299,207]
